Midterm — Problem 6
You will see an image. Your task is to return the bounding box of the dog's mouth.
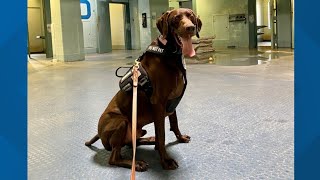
[174,34,195,58]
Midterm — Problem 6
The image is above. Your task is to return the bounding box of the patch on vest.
[147,45,165,54]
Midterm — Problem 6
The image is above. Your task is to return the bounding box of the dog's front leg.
[152,104,179,170]
[169,111,190,143]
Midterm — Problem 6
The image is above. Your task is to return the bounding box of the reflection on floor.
[212,47,293,66]
[28,48,294,179]
[258,41,272,47]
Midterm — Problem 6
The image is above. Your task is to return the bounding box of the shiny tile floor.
[28,48,294,180]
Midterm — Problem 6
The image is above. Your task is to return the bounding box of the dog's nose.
[186,25,195,33]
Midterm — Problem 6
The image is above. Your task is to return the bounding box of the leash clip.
[132,60,140,87]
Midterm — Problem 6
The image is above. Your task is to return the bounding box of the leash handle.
[130,63,139,180]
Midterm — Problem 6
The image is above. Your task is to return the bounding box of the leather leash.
[130,61,140,180]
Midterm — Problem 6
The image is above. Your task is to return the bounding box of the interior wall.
[80,0,143,52]
[256,0,271,41]
[129,0,141,50]
[169,0,179,9]
[277,0,292,48]
[109,3,125,49]
[138,0,152,49]
[291,0,294,48]
[150,0,169,40]
[179,1,192,9]
[81,0,98,53]
[256,0,263,26]
[256,0,263,42]
[262,0,271,41]
[196,0,249,48]
[28,0,45,52]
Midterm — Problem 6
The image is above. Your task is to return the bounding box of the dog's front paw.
[177,135,191,143]
[135,160,149,172]
[161,158,179,170]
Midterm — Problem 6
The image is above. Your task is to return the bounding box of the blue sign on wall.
[80,0,91,20]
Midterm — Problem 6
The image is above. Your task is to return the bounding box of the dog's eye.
[189,15,196,21]
[174,15,181,21]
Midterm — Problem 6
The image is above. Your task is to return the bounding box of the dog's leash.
[130,60,140,180]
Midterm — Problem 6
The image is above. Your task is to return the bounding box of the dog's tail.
[85,134,99,146]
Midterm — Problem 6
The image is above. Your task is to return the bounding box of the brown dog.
[85,8,202,171]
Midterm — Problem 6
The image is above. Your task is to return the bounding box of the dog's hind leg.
[108,119,149,172]
[85,134,99,146]
[169,111,190,143]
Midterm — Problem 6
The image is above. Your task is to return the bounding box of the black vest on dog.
[118,37,187,113]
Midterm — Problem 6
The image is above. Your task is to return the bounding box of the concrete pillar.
[43,0,53,58]
[277,0,292,48]
[248,0,257,49]
[50,0,85,61]
[96,0,112,53]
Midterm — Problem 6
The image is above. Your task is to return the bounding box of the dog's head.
[156,8,202,57]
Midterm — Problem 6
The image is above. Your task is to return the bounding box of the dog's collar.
[144,36,182,56]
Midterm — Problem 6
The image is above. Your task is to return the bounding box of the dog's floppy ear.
[157,11,171,39]
[196,15,202,38]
